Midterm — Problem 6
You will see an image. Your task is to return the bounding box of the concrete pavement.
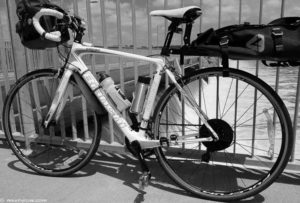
[0,141,299,203]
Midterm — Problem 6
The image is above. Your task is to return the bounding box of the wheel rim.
[154,68,291,199]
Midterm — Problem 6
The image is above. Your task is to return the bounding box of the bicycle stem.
[165,69,220,141]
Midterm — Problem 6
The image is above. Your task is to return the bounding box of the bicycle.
[2,6,294,202]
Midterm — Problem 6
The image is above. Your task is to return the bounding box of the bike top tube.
[69,42,166,74]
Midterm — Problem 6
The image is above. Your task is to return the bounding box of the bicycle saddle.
[150,6,201,23]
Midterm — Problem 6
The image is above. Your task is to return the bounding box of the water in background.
[235,60,300,158]
[237,61,299,129]
[91,49,299,131]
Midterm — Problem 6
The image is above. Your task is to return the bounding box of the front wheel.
[2,68,102,176]
[153,67,293,201]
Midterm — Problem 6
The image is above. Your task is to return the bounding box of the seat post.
[160,31,174,56]
[183,22,193,46]
[179,22,194,65]
[160,20,181,56]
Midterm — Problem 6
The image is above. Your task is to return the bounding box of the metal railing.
[0,0,299,161]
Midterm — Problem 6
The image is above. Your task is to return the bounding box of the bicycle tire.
[153,67,293,201]
[3,68,102,176]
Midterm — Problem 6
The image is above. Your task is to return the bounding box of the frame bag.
[191,17,300,66]
[15,0,70,49]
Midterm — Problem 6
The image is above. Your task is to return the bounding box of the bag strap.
[219,36,229,76]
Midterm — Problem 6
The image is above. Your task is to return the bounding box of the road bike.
[2,6,294,202]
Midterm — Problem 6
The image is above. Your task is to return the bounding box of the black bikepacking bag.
[16,0,69,49]
[191,17,300,65]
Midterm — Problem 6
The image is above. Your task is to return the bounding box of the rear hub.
[200,119,233,152]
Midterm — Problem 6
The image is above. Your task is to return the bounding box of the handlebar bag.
[191,17,300,63]
[15,0,69,49]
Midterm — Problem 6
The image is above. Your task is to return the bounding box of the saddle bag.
[191,17,300,65]
[15,0,70,49]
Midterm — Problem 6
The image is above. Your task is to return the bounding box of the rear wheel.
[153,67,293,201]
[3,68,101,176]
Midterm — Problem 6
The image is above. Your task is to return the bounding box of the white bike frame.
[43,41,218,149]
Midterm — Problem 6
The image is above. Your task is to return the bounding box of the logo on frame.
[246,34,265,52]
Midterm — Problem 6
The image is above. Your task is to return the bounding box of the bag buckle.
[219,36,229,46]
[272,28,283,52]
[272,28,283,36]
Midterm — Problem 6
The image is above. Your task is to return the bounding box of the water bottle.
[99,73,131,112]
[130,76,151,114]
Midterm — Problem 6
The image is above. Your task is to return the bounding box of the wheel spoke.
[221,78,234,118]
[235,94,264,126]
[222,84,250,118]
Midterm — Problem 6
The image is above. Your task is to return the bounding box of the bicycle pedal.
[138,171,151,190]
[201,151,211,163]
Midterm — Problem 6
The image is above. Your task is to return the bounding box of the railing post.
[251,0,264,157]
[291,68,300,161]
[8,0,28,78]
[100,0,114,145]
[146,0,154,77]
[0,11,11,92]
[132,0,138,84]
[86,0,96,74]
[7,0,35,149]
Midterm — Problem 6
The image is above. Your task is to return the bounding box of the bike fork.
[43,69,73,128]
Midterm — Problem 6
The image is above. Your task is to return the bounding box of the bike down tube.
[165,69,219,141]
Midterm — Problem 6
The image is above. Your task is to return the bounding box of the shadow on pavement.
[2,140,299,203]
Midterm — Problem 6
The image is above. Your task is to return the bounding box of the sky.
[1,0,300,46]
